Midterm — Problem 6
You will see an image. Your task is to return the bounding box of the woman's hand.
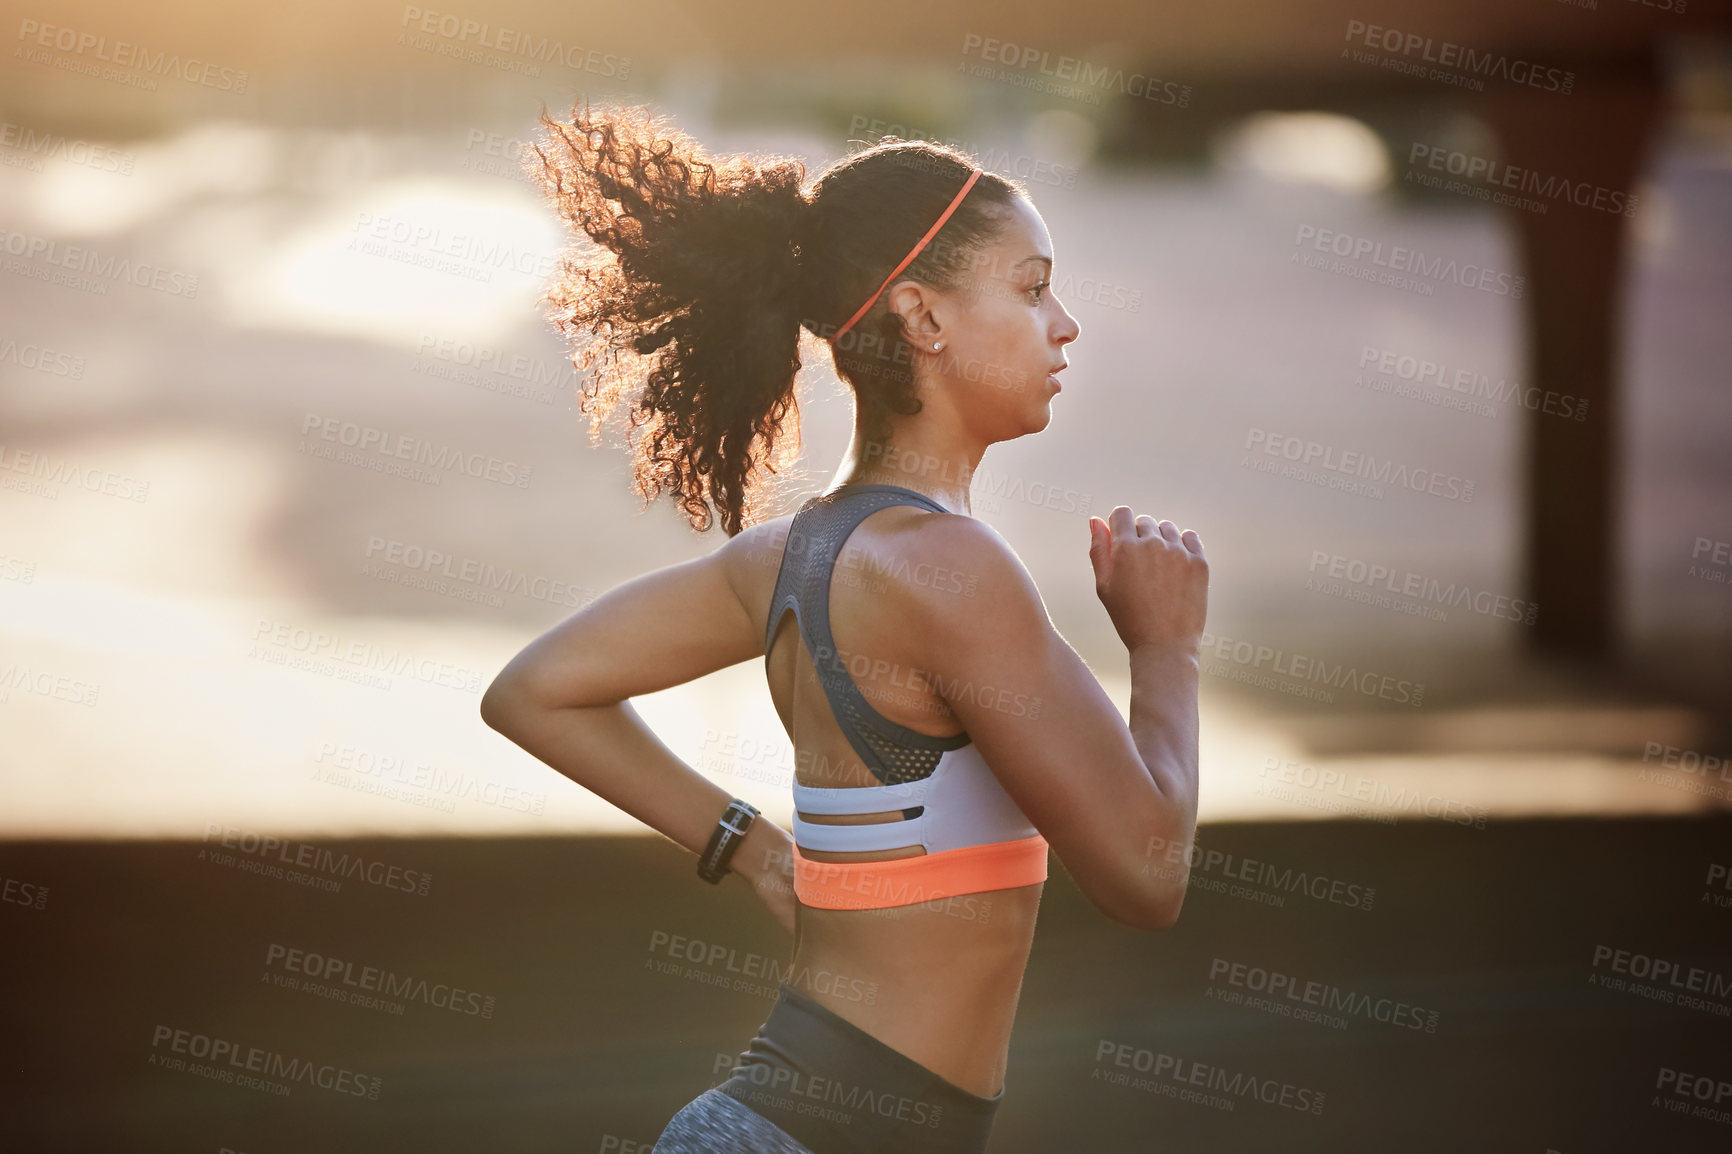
[748,864,797,937]
[1088,507,1209,658]
[733,820,797,936]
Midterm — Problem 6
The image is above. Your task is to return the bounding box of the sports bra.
[763,483,1048,911]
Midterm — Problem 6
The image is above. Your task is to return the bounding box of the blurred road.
[2,818,1729,1153]
[2,110,1729,839]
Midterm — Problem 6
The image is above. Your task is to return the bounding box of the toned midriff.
[763,537,1045,1098]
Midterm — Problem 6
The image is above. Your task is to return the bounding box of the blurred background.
[2,1,1730,1151]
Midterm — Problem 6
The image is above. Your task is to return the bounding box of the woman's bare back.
[738,504,1044,1098]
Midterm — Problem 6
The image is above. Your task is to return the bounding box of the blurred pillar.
[1479,55,1663,661]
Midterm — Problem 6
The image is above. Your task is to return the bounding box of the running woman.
[481,103,1208,1154]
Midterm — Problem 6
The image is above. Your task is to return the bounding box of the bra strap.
[763,484,972,785]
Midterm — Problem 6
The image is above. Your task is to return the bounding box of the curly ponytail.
[525,102,1020,536]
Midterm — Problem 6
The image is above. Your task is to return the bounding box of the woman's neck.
[833,413,984,517]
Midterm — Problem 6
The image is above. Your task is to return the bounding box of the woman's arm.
[478,542,796,933]
[893,507,1207,931]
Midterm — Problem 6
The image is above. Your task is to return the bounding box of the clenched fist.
[1087,507,1209,657]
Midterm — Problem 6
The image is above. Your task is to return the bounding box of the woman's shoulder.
[719,501,1020,579]
[711,510,804,633]
[887,509,1046,622]
[715,499,1044,639]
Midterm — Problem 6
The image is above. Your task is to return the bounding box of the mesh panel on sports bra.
[765,484,971,787]
[840,696,946,785]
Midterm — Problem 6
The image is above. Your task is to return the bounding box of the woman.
[480,103,1208,1154]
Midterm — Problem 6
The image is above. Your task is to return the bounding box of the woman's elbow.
[1102,889,1184,933]
[1087,868,1187,933]
[480,671,532,734]
[1134,890,1186,932]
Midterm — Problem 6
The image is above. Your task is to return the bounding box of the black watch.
[697,798,760,884]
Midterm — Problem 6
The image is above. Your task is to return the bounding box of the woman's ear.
[883,279,943,350]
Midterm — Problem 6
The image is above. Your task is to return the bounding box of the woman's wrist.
[1128,639,1202,674]
[728,817,794,888]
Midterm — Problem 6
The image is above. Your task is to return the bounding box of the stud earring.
[931,341,943,351]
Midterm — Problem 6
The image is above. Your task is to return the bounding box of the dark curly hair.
[522,101,1022,536]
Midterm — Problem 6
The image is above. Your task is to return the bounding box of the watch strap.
[697,798,760,884]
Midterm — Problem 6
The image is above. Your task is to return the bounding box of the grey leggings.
[652,1086,816,1153]
[651,984,1001,1154]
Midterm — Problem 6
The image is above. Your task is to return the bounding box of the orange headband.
[829,167,982,344]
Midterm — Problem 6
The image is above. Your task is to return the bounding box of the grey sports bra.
[763,483,1043,861]
[763,483,971,785]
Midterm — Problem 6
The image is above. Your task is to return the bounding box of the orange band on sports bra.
[792,833,1048,911]
[829,167,982,344]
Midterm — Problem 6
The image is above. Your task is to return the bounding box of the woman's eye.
[1027,280,1050,303]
